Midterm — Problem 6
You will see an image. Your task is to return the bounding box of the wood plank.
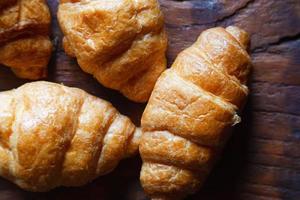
[0,0,299,199]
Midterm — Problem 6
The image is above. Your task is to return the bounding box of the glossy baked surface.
[140,26,251,199]
[58,0,167,102]
[0,81,141,191]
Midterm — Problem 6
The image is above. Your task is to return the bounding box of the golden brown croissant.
[58,0,167,102]
[0,81,141,191]
[140,26,251,199]
[0,0,52,80]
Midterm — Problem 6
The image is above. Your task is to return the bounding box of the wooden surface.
[0,0,300,199]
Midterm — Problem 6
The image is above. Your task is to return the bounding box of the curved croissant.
[58,0,167,102]
[0,81,141,191]
[0,0,52,80]
[140,26,251,199]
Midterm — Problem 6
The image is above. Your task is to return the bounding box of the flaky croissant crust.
[0,0,52,80]
[0,81,141,191]
[58,0,167,102]
[140,26,251,199]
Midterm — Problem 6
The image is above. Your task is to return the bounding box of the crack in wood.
[253,110,300,118]
[163,0,255,27]
[212,0,255,26]
[240,184,299,199]
[246,158,300,171]
[251,80,300,87]
[252,33,300,53]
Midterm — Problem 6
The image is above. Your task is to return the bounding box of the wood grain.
[0,0,300,199]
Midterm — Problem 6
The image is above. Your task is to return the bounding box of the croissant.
[0,0,52,80]
[0,81,141,191]
[58,0,167,102]
[140,26,251,199]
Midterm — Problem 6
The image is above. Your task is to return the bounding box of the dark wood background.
[0,0,300,199]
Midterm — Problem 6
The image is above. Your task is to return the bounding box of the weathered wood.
[0,0,299,199]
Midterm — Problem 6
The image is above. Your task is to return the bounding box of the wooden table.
[0,0,299,199]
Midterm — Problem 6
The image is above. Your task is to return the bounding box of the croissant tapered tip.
[11,67,47,80]
[124,127,143,158]
[226,26,250,49]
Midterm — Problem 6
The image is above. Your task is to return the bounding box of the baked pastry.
[0,81,141,191]
[58,0,167,102]
[140,26,251,199]
[0,0,52,80]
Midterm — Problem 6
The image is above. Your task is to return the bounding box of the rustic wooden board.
[0,0,300,199]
